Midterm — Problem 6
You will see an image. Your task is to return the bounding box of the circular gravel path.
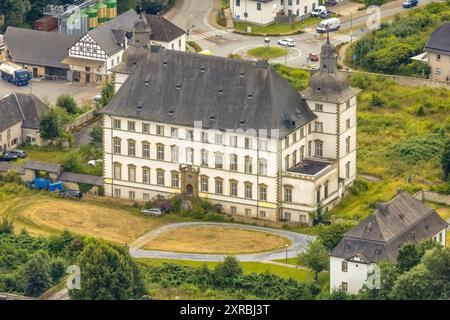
[129,222,315,262]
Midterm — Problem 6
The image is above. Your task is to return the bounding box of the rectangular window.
[342,261,348,272]
[127,121,135,132]
[128,166,136,182]
[157,145,165,160]
[114,188,121,197]
[245,157,252,173]
[142,143,150,158]
[113,139,121,154]
[186,148,194,164]
[284,212,291,221]
[171,146,179,163]
[346,161,350,179]
[315,141,323,158]
[156,125,164,136]
[259,211,266,219]
[113,163,121,180]
[346,100,351,109]
[292,151,297,166]
[284,187,292,203]
[245,209,251,217]
[186,129,194,141]
[285,155,290,170]
[256,2,261,10]
[201,149,209,166]
[230,181,238,197]
[143,193,150,202]
[215,153,223,169]
[171,127,179,138]
[171,172,180,188]
[315,122,323,133]
[157,170,165,186]
[229,135,237,147]
[436,54,441,61]
[245,183,252,199]
[230,154,238,171]
[142,168,150,184]
[142,123,150,133]
[300,215,306,223]
[341,282,348,292]
[258,159,267,176]
[215,133,224,145]
[201,177,209,192]
[128,141,135,156]
[259,185,267,201]
[113,119,121,130]
[258,139,267,151]
[201,131,209,143]
[346,118,350,129]
[315,104,323,112]
[236,0,240,6]
[284,136,289,148]
[245,137,252,149]
[215,179,223,194]
[308,123,312,134]
[346,136,351,154]
[300,127,304,139]
[230,206,237,214]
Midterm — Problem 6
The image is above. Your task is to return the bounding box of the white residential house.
[330,190,448,294]
[62,9,186,84]
[100,15,359,224]
[230,0,320,25]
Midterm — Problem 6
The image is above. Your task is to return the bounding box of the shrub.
[0,217,14,234]
[387,134,446,164]
[56,95,78,114]
[49,257,66,283]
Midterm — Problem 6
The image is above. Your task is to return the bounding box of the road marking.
[189,30,228,42]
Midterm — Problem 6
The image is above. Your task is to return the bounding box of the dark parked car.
[58,190,83,200]
[0,153,18,161]
[9,149,27,158]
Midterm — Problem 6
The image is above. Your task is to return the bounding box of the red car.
[309,53,319,61]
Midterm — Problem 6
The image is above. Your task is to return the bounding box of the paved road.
[165,0,439,68]
[0,78,101,104]
[130,222,315,262]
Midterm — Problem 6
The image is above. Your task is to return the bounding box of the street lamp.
[285,243,288,262]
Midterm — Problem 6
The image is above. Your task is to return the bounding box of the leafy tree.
[298,240,329,282]
[20,250,52,297]
[56,94,78,114]
[317,222,355,251]
[49,257,66,283]
[117,0,138,14]
[62,152,83,173]
[442,138,450,181]
[213,256,243,288]
[391,264,435,299]
[397,243,422,272]
[39,109,62,143]
[99,76,115,108]
[89,123,103,148]
[70,238,146,300]
[0,0,31,32]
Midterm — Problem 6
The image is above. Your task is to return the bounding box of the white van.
[316,18,341,33]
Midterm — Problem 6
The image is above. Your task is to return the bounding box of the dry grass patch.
[3,195,164,244]
[143,226,290,254]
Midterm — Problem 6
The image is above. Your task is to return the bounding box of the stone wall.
[413,190,450,206]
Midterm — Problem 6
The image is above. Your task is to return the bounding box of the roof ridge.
[12,92,26,122]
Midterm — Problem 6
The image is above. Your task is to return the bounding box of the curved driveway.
[130,222,315,262]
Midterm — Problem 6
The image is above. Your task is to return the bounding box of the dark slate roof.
[4,27,79,69]
[145,14,186,43]
[60,172,103,186]
[0,94,23,132]
[24,161,62,173]
[0,162,24,175]
[331,191,448,263]
[88,10,185,56]
[287,159,331,175]
[424,22,450,55]
[103,47,316,136]
[0,93,49,132]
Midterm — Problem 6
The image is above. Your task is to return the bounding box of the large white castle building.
[100,13,360,225]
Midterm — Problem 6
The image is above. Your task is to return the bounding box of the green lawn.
[247,47,288,60]
[138,258,329,284]
[234,17,321,35]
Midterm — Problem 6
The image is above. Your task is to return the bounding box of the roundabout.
[232,44,302,64]
[130,222,314,262]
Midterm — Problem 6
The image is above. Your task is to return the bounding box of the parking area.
[0,78,102,104]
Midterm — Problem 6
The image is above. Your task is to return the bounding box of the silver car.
[277,38,296,47]
[141,208,165,216]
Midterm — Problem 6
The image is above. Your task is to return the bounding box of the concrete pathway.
[130,222,315,262]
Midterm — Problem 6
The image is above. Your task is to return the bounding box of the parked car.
[141,207,166,216]
[88,159,102,167]
[309,52,319,61]
[93,94,102,102]
[277,38,296,47]
[320,10,333,18]
[316,18,341,33]
[311,5,327,17]
[58,190,83,200]
[403,0,418,8]
[0,153,18,162]
[9,149,27,158]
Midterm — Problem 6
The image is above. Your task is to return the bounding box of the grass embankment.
[139,258,329,284]
[0,187,186,244]
[143,225,290,254]
[234,17,320,35]
[247,47,288,60]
